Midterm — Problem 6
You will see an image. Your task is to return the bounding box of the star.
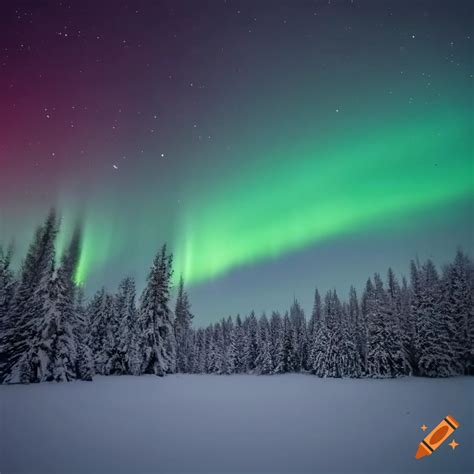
[420,424,427,431]
[448,439,459,450]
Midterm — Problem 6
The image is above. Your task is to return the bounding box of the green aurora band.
[65,102,472,287]
[173,104,473,285]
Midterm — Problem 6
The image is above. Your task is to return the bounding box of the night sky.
[0,0,472,324]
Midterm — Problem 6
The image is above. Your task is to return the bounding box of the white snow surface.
[1,374,473,474]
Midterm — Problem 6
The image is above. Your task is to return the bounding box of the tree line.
[0,211,472,384]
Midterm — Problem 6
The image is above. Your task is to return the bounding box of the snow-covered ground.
[1,375,472,474]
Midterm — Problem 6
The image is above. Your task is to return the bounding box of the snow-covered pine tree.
[187,328,197,373]
[255,321,272,374]
[243,312,258,373]
[386,268,412,376]
[174,276,194,373]
[273,313,296,373]
[365,274,408,378]
[309,315,329,377]
[138,245,176,376]
[441,250,472,375]
[269,311,283,372]
[307,289,321,339]
[39,226,83,382]
[0,244,16,382]
[224,319,237,374]
[74,287,94,381]
[6,210,59,383]
[192,327,206,374]
[289,299,306,372]
[409,260,422,374]
[208,322,225,374]
[365,276,388,378]
[415,260,456,377]
[98,293,117,374]
[233,315,245,373]
[3,225,45,381]
[88,288,108,375]
[323,290,345,377]
[399,276,416,371]
[121,279,141,375]
[348,286,365,373]
[340,304,363,378]
[106,277,139,375]
[2,228,41,382]
[466,257,474,375]
[204,325,214,373]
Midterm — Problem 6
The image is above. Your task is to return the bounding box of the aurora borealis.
[0,0,472,322]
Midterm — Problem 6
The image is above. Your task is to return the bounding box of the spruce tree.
[256,324,273,374]
[274,313,296,373]
[6,211,58,383]
[289,299,306,372]
[40,227,82,382]
[138,245,176,376]
[243,312,258,372]
[224,321,237,374]
[233,315,245,373]
[416,260,456,376]
[269,312,283,372]
[88,288,108,375]
[74,288,94,381]
[208,322,225,374]
[400,276,416,371]
[0,244,16,382]
[441,250,472,374]
[365,274,408,378]
[174,276,194,373]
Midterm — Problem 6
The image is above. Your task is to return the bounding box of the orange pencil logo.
[415,414,460,459]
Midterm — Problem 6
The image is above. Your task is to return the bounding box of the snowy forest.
[0,210,473,384]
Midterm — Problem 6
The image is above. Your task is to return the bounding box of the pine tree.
[365,274,408,378]
[88,288,108,375]
[233,315,245,373]
[204,325,214,373]
[365,277,388,378]
[39,227,82,382]
[6,211,59,383]
[4,226,45,380]
[269,312,283,372]
[273,313,296,373]
[308,289,321,338]
[289,299,306,372]
[174,276,194,373]
[441,250,472,374]
[309,318,329,376]
[106,277,139,375]
[0,244,16,382]
[224,320,237,374]
[243,312,259,372]
[256,323,272,374]
[120,278,141,375]
[138,245,176,376]
[386,268,412,376]
[323,290,345,377]
[399,276,416,371]
[192,328,206,374]
[74,288,94,381]
[416,260,456,377]
[348,286,365,373]
[208,322,225,374]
